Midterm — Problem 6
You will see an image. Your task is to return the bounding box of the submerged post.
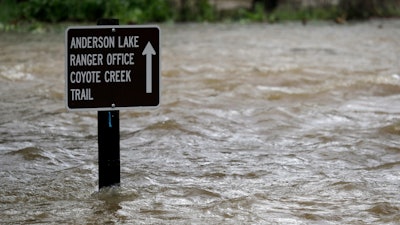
[97,18,120,189]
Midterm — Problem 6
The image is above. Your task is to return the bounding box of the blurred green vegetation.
[1,0,400,30]
[261,0,400,23]
[0,0,176,23]
[338,0,400,20]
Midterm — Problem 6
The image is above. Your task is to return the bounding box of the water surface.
[1,20,400,224]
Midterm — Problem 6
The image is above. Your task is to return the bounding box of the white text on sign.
[69,70,131,84]
[69,35,139,101]
[70,53,135,66]
[70,36,139,49]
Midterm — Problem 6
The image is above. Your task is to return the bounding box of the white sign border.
[64,25,161,111]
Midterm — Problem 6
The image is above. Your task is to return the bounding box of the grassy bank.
[1,0,400,31]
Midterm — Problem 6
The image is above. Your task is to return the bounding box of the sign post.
[97,18,120,189]
[65,19,160,189]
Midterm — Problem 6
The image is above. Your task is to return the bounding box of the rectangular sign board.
[65,25,160,110]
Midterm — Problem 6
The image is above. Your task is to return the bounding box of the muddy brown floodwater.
[1,20,400,224]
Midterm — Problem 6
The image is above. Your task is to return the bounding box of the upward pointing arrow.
[142,42,156,93]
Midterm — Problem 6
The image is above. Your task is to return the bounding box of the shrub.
[338,0,400,19]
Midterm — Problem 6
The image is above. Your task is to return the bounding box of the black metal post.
[97,18,120,189]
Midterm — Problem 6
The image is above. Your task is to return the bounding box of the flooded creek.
[1,20,400,224]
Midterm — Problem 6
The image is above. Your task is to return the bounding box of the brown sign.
[65,25,160,110]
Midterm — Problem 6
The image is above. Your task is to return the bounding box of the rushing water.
[1,20,400,224]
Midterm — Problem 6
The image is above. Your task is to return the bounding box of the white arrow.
[142,42,156,93]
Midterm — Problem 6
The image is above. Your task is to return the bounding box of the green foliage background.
[0,0,178,24]
[1,0,400,27]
